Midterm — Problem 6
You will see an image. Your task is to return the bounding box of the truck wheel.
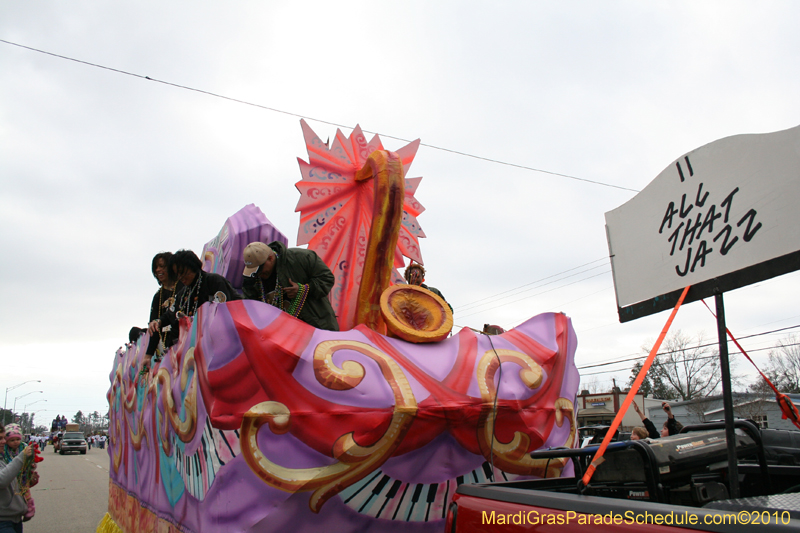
[80,450,86,455]
[59,450,64,455]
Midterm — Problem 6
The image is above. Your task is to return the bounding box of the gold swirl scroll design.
[476,349,576,479]
[108,365,125,474]
[155,347,199,456]
[110,356,154,472]
[240,340,418,513]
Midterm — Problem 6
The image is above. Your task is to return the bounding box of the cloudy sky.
[2,1,799,426]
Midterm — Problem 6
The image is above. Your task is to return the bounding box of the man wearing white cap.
[242,241,339,331]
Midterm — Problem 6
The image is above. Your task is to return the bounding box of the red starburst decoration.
[295,119,425,330]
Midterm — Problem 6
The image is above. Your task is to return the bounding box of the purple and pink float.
[102,122,580,533]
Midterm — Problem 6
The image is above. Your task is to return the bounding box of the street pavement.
[24,444,110,533]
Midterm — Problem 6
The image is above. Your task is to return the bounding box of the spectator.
[631,402,660,439]
[0,424,34,531]
[1,424,36,528]
[661,402,683,437]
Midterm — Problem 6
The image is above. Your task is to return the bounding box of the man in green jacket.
[241,241,339,331]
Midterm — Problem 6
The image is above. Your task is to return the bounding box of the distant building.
[576,387,666,431]
[648,393,800,432]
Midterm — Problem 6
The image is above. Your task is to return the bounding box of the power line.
[450,257,612,328]
[0,38,640,193]
[455,257,608,311]
[508,284,613,327]
[578,324,800,370]
[576,326,800,377]
[456,269,611,320]
[579,343,799,378]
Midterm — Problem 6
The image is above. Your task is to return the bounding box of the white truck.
[55,423,87,455]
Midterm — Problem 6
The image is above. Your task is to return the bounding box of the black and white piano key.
[357,474,391,514]
[341,461,513,522]
[389,483,412,521]
[373,479,403,519]
[339,470,384,509]
[171,419,222,501]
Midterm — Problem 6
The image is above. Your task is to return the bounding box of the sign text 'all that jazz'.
[658,156,762,277]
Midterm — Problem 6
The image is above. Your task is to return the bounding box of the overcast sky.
[2,1,799,426]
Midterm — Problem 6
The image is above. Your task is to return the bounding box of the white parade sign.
[605,124,800,320]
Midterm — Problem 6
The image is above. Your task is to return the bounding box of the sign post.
[714,292,739,497]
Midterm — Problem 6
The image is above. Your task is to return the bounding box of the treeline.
[65,410,109,435]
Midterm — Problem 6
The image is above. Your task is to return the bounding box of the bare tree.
[643,330,723,401]
[735,387,770,428]
[579,376,607,394]
[685,397,713,423]
[763,334,800,393]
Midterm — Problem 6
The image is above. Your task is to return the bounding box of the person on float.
[149,252,181,323]
[0,424,35,532]
[241,241,339,331]
[138,252,182,369]
[148,250,241,348]
[403,262,452,312]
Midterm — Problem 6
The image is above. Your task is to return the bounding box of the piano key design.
[338,461,513,522]
[170,419,236,501]
[108,285,580,533]
[169,413,511,521]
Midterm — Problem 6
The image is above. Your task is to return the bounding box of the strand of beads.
[274,282,284,310]
[179,272,202,316]
[258,278,284,309]
[258,278,267,302]
[286,283,309,318]
[155,285,175,351]
[158,285,175,313]
[189,272,202,316]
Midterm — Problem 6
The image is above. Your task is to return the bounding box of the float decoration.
[380,284,454,343]
[202,203,288,291]
[295,119,425,331]
[104,121,580,533]
[107,299,578,532]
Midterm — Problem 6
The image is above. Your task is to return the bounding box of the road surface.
[24,444,110,533]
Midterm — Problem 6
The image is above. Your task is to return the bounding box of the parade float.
[101,121,580,533]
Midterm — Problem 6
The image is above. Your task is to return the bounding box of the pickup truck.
[446,420,800,531]
[57,424,88,455]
